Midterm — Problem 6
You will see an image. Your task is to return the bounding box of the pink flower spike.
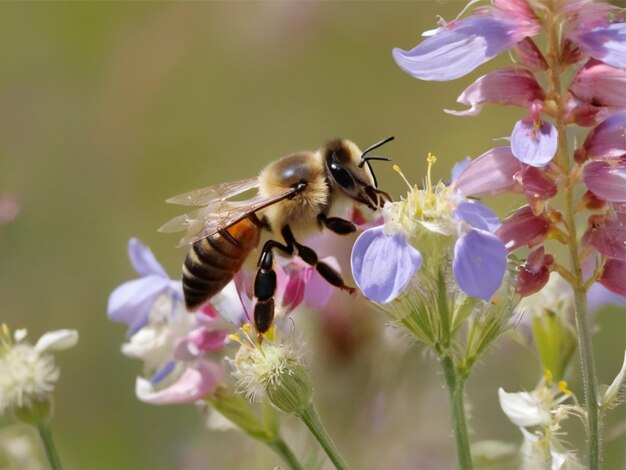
[136,361,221,405]
[569,60,626,110]
[445,67,545,116]
[513,38,548,71]
[584,158,626,203]
[579,110,626,161]
[392,15,538,82]
[496,205,550,252]
[599,259,626,297]
[455,146,522,197]
[511,118,558,167]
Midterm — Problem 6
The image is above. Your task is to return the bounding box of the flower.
[499,376,584,469]
[351,156,508,303]
[392,1,540,81]
[229,328,313,414]
[0,325,78,414]
[107,238,182,335]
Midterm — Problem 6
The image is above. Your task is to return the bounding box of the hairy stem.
[297,402,349,470]
[546,12,601,469]
[441,356,473,470]
[268,438,304,470]
[37,423,63,470]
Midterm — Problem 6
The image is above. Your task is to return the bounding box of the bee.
[159,137,394,336]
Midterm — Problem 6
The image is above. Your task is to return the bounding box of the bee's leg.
[317,213,356,235]
[253,238,294,336]
[281,225,356,295]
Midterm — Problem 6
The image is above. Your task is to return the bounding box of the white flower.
[0,325,78,413]
[498,377,584,470]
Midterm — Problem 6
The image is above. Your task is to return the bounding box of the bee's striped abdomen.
[183,218,261,310]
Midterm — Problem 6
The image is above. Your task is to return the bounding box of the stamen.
[544,369,553,383]
[393,164,412,191]
[559,380,574,395]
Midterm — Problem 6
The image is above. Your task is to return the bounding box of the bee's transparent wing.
[159,187,298,247]
[165,177,260,206]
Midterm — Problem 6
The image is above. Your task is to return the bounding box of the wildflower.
[392,0,540,81]
[499,375,584,470]
[0,326,78,415]
[107,238,182,335]
[351,156,507,304]
[229,328,313,414]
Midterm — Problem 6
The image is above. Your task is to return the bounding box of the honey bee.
[159,137,394,336]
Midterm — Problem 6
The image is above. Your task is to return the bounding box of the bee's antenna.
[358,136,394,188]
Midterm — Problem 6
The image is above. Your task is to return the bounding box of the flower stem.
[441,355,473,470]
[268,437,304,470]
[37,423,63,470]
[297,402,349,470]
[546,11,601,469]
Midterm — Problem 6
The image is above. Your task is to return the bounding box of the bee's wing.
[165,177,260,206]
[159,187,298,247]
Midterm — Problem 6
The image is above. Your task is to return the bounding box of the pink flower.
[496,206,552,252]
[445,67,545,117]
[455,146,523,197]
[599,259,626,296]
[516,246,554,297]
[583,157,626,203]
[569,60,626,111]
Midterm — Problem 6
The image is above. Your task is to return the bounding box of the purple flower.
[453,228,507,300]
[351,226,422,304]
[577,110,626,162]
[107,238,182,334]
[392,2,540,81]
[351,197,507,303]
[573,22,626,70]
[569,60,626,111]
[510,117,558,167]
[583,158,626,203]
[455,146,523,197]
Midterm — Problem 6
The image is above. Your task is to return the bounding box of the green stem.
[268,437,304,470]
[441,356,473,470]
[37,423,63,470]
[545,13,601,469]
[297,402,349,470]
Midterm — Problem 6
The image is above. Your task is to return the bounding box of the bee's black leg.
[282,225,356,295]
[317,213,356,235]
[253,237,294,337]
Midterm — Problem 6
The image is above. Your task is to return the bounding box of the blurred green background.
[0,2,623,469]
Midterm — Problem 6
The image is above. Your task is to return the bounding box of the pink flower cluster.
[394,0,625,298]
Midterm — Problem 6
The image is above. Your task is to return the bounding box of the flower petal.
[128,238,168,278]
[513,37,548,71]
[496,206,551,252]
[599,259,626,297]
[107,276,172,334]
[516,247,554,297]
[584,158,626,203]
[35,330,79,353]
[569,60,626,110]
[498,388,551,427]
[453,228,507,300]
[136,361,221,405]
[392,16,534,82]
[511,118,558,167]
[445,67,544,116]
[579,110,626,161]
[575,22,626,70]
[455,146,522,197]
[304,257,339,309]
[351,226,422,304]
[454,200,501,232]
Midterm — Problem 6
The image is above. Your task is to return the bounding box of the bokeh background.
[0,2,624,469]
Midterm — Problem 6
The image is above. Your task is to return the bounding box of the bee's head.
[322,137,394,210]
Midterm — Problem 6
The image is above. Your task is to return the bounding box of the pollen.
[558,380,573,395]
[544,369,553,383]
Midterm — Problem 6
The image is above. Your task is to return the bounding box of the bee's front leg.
[282,225,356,295]
[317,213,356,235]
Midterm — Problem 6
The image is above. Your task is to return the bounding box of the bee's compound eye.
[329,161,355,189]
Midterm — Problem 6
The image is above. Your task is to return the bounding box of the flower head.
[351,155,508,303]
[229,326,313,414]
[0,325,78,415]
